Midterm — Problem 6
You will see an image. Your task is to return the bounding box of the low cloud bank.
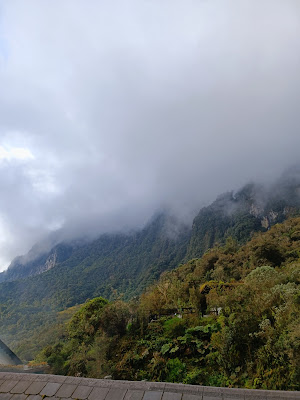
[0,0,300,269]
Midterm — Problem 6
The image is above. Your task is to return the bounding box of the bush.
[101,301,131,337]
[68,297,108,343]
[163,317,186,338]
[165,358,186,382]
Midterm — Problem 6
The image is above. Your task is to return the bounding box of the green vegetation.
[36,217,300,390]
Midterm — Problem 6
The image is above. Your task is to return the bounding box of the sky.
[0,0,300,270]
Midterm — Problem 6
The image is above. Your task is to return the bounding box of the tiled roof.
[0,372,299,400]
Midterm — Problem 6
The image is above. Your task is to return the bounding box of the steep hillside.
[0,214,190,288]
[0,242,78,283]
[2,176,300,287]
[37,217,300,390]
[187,178,300,259]
[0,213,190,358]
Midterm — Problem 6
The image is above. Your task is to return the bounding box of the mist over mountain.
[0,211,190,286]
[1,166,300,285]
[0,169,300,362]
[1,0,300,269]
[1,1,300,390]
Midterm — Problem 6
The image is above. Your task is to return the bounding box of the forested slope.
[0,213,189,358]
[38,217,300,390]
[187,180,300,259]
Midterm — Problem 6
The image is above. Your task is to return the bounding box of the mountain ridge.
[3,175,300,286]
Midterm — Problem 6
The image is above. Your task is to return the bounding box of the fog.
[0,0,300,270]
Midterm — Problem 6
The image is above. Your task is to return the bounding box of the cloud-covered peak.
[0,0,300,269]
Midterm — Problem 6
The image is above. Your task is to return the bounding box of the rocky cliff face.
[187,178,300,259]
[0,243,76,283]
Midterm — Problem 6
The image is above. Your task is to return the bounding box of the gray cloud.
[0,0,300,269]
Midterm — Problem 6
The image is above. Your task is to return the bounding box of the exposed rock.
[268,210,278,223]
[261,217,269,229]
[41,251,57,274]
[249,204,263,218]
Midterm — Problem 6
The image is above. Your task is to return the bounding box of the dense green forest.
[35,217,300,390]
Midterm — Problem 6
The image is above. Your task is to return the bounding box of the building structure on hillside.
[0,339,22,365]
